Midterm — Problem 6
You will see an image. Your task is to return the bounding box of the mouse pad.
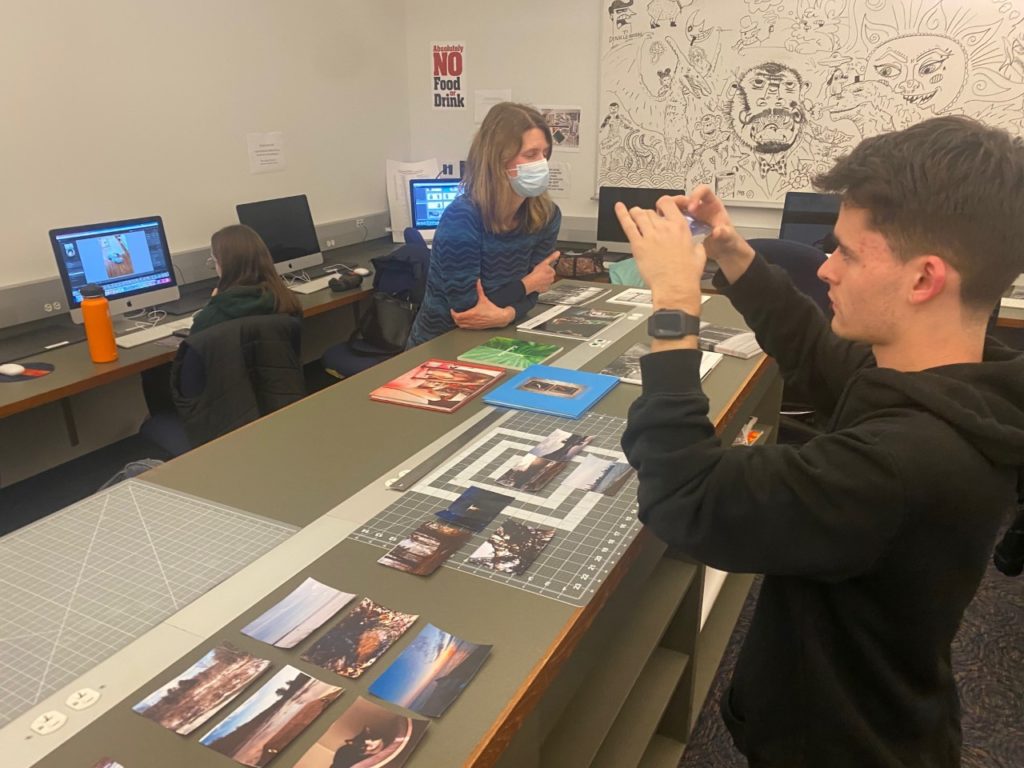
[0,362,55,382]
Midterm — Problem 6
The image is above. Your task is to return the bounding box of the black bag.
[350,239,430,355]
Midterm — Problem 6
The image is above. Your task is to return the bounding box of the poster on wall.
[539,106,582,152]
[433,42,466,110]
[598,0,1024,203]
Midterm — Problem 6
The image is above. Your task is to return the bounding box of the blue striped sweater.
[407,194,561,347]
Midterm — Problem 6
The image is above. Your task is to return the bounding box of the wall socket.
[324,239,336,248]
[355,218,365,228]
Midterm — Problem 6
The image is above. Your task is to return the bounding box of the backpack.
[351,238,430,354]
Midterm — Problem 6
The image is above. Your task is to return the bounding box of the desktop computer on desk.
[49,215,193,349]
[408,178,461,245]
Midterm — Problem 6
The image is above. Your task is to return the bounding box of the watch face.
[657,314,685,335]
[648,310,699,338]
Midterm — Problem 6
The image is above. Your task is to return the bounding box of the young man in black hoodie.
[616,116,1024,766]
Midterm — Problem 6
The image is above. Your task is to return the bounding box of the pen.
[44,340,70,349]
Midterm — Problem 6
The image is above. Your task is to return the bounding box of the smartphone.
[684,215,712,238]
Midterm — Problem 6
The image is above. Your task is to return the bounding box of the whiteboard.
[598,0,1024,202]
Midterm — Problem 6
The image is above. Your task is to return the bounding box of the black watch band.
[647,309,701,339]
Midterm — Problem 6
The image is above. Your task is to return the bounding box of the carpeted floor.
[680,558,1024,767]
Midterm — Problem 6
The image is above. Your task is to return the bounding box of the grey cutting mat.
[352,411,643,606]
[0,480,296,727]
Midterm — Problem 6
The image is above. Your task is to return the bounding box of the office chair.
[140,314,304,456]
[748,238,832,443]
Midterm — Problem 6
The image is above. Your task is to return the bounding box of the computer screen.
[778,192,840,252]
[236,194,323,276]
[597,186,685,253]
[49,215,180,323]
[409,179,461,231]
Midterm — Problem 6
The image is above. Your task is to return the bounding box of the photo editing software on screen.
[410,179,461,230]
[51,218,174,307]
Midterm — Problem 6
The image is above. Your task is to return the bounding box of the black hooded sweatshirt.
[621,255,1024,767]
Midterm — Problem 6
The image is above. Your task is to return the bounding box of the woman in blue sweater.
[407,102,562,347]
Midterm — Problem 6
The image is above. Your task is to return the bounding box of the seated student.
[406,102,562,347]
[616,116,1024,766]
[191,224,302,333]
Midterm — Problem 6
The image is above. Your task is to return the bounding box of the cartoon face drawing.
[730,62,806,154]
[698,112,721,138]
[865,34,966,112]
[608,0,636,29]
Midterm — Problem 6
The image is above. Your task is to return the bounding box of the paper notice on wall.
[387,158,440,243]
[247,132,286,174]
[539,106,581,152]
[475,89,511,124]
[432,42,466,110]
[548,161,571,198]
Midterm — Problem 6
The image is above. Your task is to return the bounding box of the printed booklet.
[518,305,625,340]
[537,284,609,306]
[457,336,561,370]
[370,359,505,413]
[601,343,724,384]
[483,364,619,419]
[698,323,762,359]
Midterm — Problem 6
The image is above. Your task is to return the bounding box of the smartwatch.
[647,309,701,339]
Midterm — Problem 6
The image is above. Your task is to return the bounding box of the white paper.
[246,132,285,174]
[475,89,511,123]
[386,158,440,243]
[548,160,571,198]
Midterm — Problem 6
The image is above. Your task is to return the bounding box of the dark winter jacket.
[622,254,1024,767]
[190,285,278,334]
[171,313,304,447]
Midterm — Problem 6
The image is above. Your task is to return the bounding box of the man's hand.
[522,251,561,295]
[615,196,705,314]
[451,280,516,329]
[679,185,755,284]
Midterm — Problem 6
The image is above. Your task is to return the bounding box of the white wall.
[0,1,410,288]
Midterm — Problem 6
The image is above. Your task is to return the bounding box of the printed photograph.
[457,336,561,370]
[132,643,271,735]
[600,342,649,385]
[292,696,428,768]
[537,284,607,305]
[377,520,473,576]
[467,521,556,576]
[370,359,504,413]
[241,577,356,649]
[496,454,567,493]
[368,623,492,718]
[301,598,419,679]
[539,106,581,151]
[200,665,343,767]
[565,455,635,496]
[436,486,514,532]
[529,307,624,339]
[515,377,584,399]
[530,428,594,461]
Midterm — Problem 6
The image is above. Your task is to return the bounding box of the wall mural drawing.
[598,0,1024,202]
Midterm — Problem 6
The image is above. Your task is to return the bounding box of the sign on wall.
[433,42,467,110]
[598,0,1024,202]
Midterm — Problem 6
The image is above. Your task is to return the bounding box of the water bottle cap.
[81,284,106,298]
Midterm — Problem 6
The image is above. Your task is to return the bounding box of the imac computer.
[236,194,323,276]
[409,178,461,244]
[778,191,840,252]
[597,186,684,255]
[49,215,180,324]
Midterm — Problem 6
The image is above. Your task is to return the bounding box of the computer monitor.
[409,178,461,243]
[236,194,323,276]
[597,186,684,254]
[778,192,840,252]
[49,215,180,323]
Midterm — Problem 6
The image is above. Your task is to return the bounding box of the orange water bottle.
[80,284,118,363]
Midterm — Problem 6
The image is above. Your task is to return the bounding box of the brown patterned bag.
[555,248,608,279]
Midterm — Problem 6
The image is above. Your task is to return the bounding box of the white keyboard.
[288,274,338,295]
[116,317,194,349]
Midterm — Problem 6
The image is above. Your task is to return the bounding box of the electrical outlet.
[325,239,336,248]
[355,218,366,228]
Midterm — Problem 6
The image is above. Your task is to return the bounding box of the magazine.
[483,364,619,419]
[457,336,561,370]
[369,359,505,413]
[601,343,724,384]
[698,323,762,359]
[1001,283,1024,309]
[607,290,714,307]
[518,305,625,340]
[537,284,609,306]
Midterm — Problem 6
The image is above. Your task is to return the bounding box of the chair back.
[749,238,831,317]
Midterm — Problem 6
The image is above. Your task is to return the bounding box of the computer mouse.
[0,363,26,377]
[352,267,371,277]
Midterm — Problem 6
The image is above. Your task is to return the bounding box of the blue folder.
[483,365,619,419]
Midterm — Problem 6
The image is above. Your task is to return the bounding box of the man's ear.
[908,255,949,305]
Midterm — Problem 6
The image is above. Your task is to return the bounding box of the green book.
[458,336,562,370]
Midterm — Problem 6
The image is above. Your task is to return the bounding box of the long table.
[5,285,780,768]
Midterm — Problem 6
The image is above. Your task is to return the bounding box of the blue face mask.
[509,158,550,197]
